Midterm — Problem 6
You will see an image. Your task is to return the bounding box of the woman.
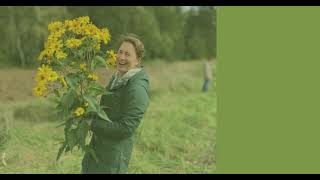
[81,34,150,174]
[202,58,213,92]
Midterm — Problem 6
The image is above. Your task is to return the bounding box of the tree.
[183,6,216,60]
[0,6,216,67]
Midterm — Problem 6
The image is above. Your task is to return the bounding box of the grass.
[0,60,216,174]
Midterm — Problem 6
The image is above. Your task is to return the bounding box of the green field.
[0,60,216,174]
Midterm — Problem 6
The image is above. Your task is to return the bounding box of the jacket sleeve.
[91,80,149,140]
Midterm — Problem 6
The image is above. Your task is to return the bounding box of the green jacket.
[81,68,150,174]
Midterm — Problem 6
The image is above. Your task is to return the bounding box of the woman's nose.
[117,54,125,60]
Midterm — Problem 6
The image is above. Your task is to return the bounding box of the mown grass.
[0,60,216,174]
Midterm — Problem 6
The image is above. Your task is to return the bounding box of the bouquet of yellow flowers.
[33,16,117,161]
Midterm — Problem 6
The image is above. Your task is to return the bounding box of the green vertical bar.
[216,6,320,174]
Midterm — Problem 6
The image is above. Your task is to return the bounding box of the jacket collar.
[109,67,143,90]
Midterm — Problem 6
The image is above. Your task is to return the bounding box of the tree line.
[0,6,216,67]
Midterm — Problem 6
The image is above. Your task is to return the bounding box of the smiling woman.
[115,34,145,76]
[82,34,150,174]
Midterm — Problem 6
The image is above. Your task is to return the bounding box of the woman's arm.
[91,80,149,140]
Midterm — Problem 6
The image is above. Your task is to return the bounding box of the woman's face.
[116,42,140,76]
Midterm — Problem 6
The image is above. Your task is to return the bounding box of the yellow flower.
[32,85,47,97]
[93,34,101,41]
[51,29,66,39]
[106,58,116,68]
[74,107,85,117]
[72,21,82,35]
[35,73,49,83]
[56,51,67,60]
[38,64,52,73]
[38,47,55,63]
[64,20,75,31]
[100,28,111,44]
[38,49,49,61]
[106,50,117,68]
[59,76,68,88]
[88,73,98,81]
[35,64,52,83]
[46,40,63,53]
[35,65,58,83]
[94,43,101,50]
[48,21,63,33]
[38,65,52,76]
[107,50,117,60]
[47,22,66,38]
[66,38,82,48]
[38,51,45,61]
[77,16,90,25]
[65,19,82,34]
[80,63,87,71]
[47,34,59,43]
[48,71,59,82]
[84,24,99,36]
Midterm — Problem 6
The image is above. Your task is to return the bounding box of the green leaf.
[77,120,89,150]
[83,95,98,112]
[70,123,78,130]
[87,83,110,96]
[65,74,79,91]
[64,120,72,136]
[97,107,111,122]
[55,103,62,110]
[93,55,106,68]
[56,110,67,122]
[84,94,111,122]
[49,96,61,105]
[56,122,66,128]
[86,146,99,163]
[53,58,64,67]
[54,89,61,98]
[86,106,95,113]
[61,90,77,111]
[57,110,73,122]
[65,146,71,153]
[91,59,98,70]
[66,129,78,152]
[77,49,85,59]
[100,105,111,110]
[101,91,114,96]
[56,142,67,161]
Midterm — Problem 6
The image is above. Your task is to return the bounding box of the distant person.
[81,34,150,174]
[202,58,213,92]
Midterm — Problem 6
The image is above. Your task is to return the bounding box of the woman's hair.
[117,33,145,60]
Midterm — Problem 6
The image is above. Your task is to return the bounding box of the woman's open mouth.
[118,61,127,65]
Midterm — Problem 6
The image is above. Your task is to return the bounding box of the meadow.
[0,60,216,174]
